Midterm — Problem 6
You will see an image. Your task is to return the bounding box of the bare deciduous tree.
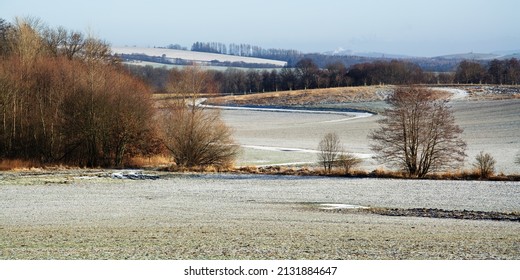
[161,65,238,168]
[473,151,496,179]
[318,132,343,174]
[370,86,466,178]
[0,18,12,56]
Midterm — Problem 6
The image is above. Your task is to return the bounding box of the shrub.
[160,102,239,168]
[336,153,362,174]
[473,151,496,179]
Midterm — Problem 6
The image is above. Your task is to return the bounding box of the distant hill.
[409,50,520,61]
[115,45,519,73]
[323,48,412,59]
[434,52,503,60]
[112,47,287,68]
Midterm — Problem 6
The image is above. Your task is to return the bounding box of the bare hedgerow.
[473,151,496,179]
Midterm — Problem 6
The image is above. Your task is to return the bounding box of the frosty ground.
[0,172,519,259]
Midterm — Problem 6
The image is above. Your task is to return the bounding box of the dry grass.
[207,86,394,107]
[0,159,42,171]
[127,155,172,168]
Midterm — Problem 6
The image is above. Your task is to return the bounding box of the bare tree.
[318,132,343,174]
[162,65,238,168]
[63,31,84,60]
[370,86,466,178]
[514,152,520,166]
[161,104,238,168]
[0,18,12,56]
[42,25,67,57]
[473,151,496,179]
[8,17,45,63]
[295,58,319,89]
[337,153,362,174]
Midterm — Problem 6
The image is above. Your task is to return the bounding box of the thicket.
[0,18,159,167]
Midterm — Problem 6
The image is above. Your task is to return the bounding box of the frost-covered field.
[0,174,519,259]
[222,99,520,174]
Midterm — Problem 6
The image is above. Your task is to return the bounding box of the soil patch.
[365,208,520,222]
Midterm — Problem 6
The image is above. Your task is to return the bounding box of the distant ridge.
[323,48,411,59]
[112,47,287,67]
[434,52,504,60]
[324,48,520,60]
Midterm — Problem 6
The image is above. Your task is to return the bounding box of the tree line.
[190,41,303,64]
[454,59,520,85]
[133,56,520,94]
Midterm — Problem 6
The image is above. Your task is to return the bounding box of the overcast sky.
[1,0,519,57]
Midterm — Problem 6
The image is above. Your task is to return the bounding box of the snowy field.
[112,47,287,67]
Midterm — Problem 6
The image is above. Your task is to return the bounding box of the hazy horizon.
[1,0,519,57]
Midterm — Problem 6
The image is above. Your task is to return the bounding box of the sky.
[1,0,519,57]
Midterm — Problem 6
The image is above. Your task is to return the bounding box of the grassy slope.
[207,86,393,108]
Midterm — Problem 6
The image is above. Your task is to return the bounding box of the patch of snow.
[431,87,469,100]
[111,172,125,179]
[319,203,370,210]
[110,171,159,180]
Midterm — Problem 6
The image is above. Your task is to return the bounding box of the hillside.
[112,47,287,67]
[207,86,393,108]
